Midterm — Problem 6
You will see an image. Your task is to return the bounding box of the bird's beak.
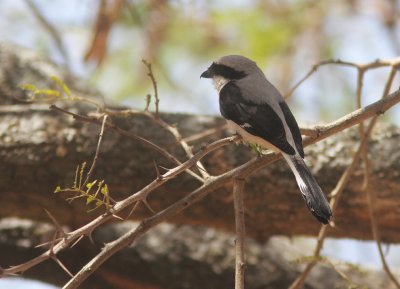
[200,69,212,79]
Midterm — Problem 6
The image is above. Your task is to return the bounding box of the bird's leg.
[232,133,264,157]
[232,132,245,145]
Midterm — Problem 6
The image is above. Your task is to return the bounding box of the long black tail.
[283,154,332,224]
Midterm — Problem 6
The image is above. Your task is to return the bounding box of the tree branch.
[233,178,245,289]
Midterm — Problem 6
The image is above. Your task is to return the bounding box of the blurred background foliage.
[1,2,400,288]
[1,0,400,123]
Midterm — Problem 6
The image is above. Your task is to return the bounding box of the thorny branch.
[50,104,204,182]
[139,60,210,179]
[288,59,400,289]
[28,87,400,288]
[360,67,400,289]
[2,58,400,289]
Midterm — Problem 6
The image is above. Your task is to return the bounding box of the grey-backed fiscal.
[201,55,332,224]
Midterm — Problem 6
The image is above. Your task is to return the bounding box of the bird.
[200,55,332,224]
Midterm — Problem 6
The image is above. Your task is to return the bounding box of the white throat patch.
[212,75,230,92]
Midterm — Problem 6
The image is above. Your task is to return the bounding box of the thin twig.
[182,124,228,143]
[360,67,400,289]
[365,166,400,288]
[24,0,70,69]
[288,64,400,289]
[152,112,211,179]
[233,178,246,289]
[25,0,69,68]
[82,114,108,188]
[142,59,160,116]
[324,258,358,287]
[284,57,400,99]
[139,60,211,179]
[50,105,204,182]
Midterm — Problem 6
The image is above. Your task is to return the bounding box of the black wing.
[219,81,297,155]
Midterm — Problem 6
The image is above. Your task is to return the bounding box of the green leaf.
[19,84,37,91]
[74,164,80,189]
[86,195,96,205]
[50,75,71,97]
[101,184,109,196]
[144,94,151,111]
[34,89,61,97]
[79,162,86,188]
[249,143,263,155]
[86,180,97,189]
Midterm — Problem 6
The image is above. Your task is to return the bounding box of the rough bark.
[1,102,400,242]
[0,218,397,289]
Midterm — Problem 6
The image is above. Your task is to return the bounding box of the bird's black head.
[200,62,247,80]
[201,55,261,80]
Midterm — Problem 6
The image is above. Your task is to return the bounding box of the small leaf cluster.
[19,76,72,102]
[54,162,112,212]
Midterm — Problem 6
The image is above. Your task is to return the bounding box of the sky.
[0,278,58,289]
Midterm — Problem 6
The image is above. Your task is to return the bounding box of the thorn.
[87,230,96,246]
[35,237,62,249]
[112,214,123,220]
[125,201,141,220]
[48,231,59,254]
[70,235,85,248]
[51,256,73,277]
[2,268,18,277]
[44,208,66,237]
[157,165,170,172]
[153,160,162,180]
[142,198,156,214]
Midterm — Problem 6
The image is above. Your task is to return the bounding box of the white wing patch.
[240,123,252,128]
